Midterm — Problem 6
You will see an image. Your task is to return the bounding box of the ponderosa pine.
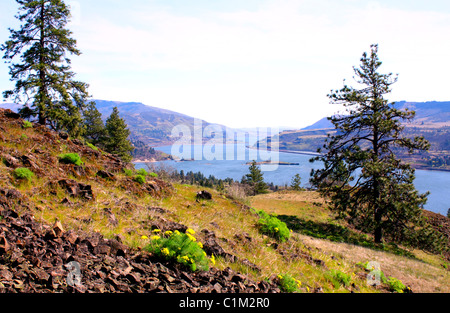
[2,0,89,137]
[310,45,444,251]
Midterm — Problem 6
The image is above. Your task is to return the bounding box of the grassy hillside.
[0,108,448,293]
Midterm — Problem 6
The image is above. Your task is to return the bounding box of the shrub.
[149,172,158,178]
[387,277,406,293]
[277,274,302,293]
[22,120,33,129]
[58,153,83,166]
[86,142,98,151]
[136,168,148,176]
[123,168,133,176]
[256,210,290,242]
[326,270,352,289]
[13,167,34,181]
[134,175,146,185]
[145,228,210,272]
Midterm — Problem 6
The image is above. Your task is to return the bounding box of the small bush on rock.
[13,167,34,181]
[145,228,210,272]
[58,153,83,166]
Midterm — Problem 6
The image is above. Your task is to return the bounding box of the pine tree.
[1,0,89,137]
[104,107,134,162]
[290,174,302,191]
[310,44,437,247]
[83,101,105,146]
[242,161,268,195]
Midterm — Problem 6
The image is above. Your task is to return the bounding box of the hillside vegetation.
[0,109,449,293]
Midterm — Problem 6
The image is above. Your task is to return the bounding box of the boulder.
[58,179,94,200]
[196,190,212,201]
[96,170,115,180]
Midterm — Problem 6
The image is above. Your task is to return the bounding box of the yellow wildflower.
[277,274,283,280]
[141,235,148,240]
[152,229,161,233]
[165,230,173,236]
[151,235,160,240]
[186,228,196,235]
[306,286,310,292]
[186,233,196,242]
[161,248,170,256]
[274,227,279,232]
[210,254,216,265]
[197,241,203,248]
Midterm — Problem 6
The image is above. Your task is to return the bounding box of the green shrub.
[86,142,98,151]
[387,277,406,293]
[145,228,210,272]
[58,153,83,166]
[277,274,302,293]
[22,120,33,129]
[136,168,148,176]
[149,172,158,178]
[123,168,134,176]
[256,210,290,242]
[326,270,352,289]
[13,167,34,181]
[134,175,146,184]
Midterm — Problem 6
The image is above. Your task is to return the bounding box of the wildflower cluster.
[144,228,212,272]
[256,210,290,242]
[277,274,302,293]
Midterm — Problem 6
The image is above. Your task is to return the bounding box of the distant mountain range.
[0,100,264,147]
[257,101,450,171]
[303,101,450,130]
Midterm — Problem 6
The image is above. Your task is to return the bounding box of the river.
[134,144,450,216]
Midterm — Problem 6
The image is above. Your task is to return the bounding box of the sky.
[1,0,450,128]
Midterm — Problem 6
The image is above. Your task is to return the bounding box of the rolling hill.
[0,108,448,295]
[257,101,450,170]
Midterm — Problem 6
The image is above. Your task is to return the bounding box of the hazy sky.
[1,0,450,128]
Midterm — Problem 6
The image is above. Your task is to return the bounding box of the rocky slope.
[0,108,280,293]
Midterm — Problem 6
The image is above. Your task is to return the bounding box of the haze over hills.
[257,101,450,171]
[302,101,450,130]
[0,100,282,148]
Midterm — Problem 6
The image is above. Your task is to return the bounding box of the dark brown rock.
[196,190,212,201]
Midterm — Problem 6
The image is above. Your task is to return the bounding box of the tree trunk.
[374,208,383,243]
[38,1,47,126]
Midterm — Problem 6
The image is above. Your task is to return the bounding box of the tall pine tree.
[104,107,134,162]
[1,0,89,137]
[310,44,442,250]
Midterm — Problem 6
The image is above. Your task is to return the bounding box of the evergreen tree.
[290,174,302,191]
[83,101,105,146]
[104,107,134,162]
[1,0,90,137]
[310,44,438,248]
[242,161,268,195]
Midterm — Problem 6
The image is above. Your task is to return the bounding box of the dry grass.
[251,191,450,293]
[1,118,448,293]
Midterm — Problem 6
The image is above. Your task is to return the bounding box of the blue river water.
[134,144,450,216]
